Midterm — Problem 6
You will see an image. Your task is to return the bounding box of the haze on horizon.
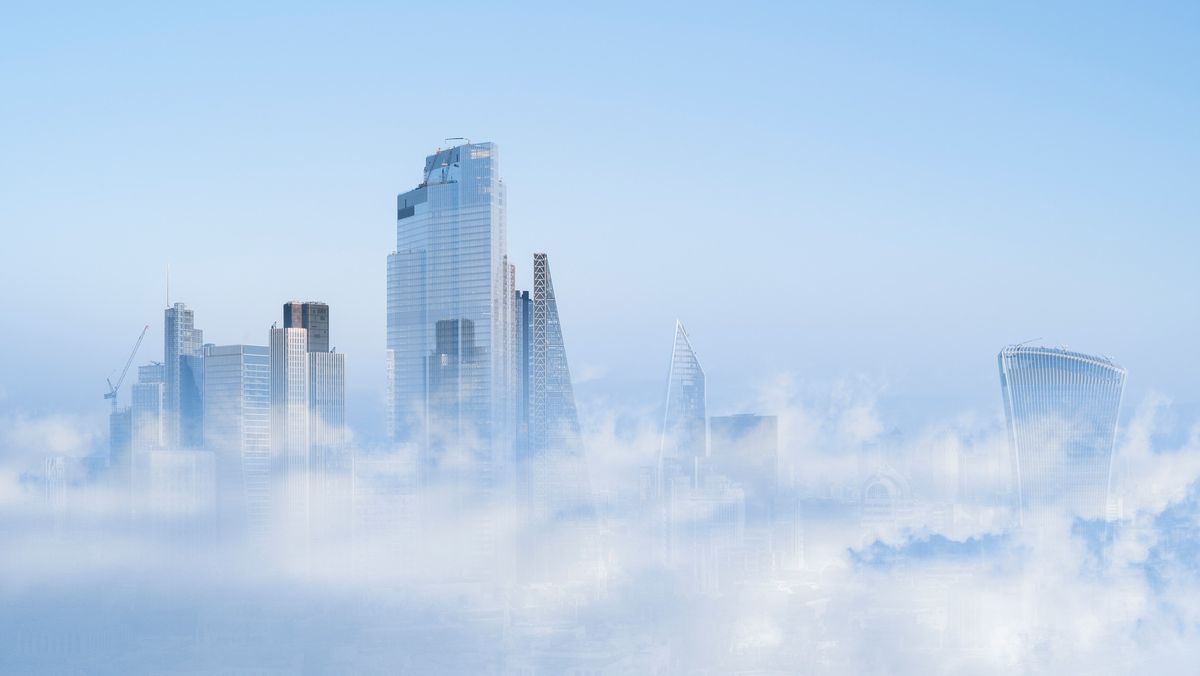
[2,2,1197,442]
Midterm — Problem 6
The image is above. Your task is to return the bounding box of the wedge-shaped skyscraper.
[386,142,516,470]
[529,253,581,455]
[661,321,706,478]
[998,345,1126,522]
[515,254,591,522]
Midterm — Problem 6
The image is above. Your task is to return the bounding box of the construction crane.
[105,325,149,412]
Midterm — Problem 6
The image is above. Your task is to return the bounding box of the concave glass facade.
[998,345,1126,522]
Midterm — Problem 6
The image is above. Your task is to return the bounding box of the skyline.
[2,4,1199,671]
[3,3,1198,442]
[73,135,1142,539]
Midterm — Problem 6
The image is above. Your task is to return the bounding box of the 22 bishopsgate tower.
[387,142,517,469]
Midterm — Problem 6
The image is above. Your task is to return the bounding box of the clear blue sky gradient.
[2,2,1197,441]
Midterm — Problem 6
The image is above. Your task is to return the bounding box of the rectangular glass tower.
[387,142,515,471]
[164,302,203,449]
[202,344,271,537]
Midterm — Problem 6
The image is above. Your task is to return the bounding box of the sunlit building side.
[164,303,203,449]
[386,142,516,471]
[270,327,310,532]
[202,344,271,538]
[998,345,1126,523]
[386,143,513,465]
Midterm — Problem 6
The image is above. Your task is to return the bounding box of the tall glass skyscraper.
[202,344,271,536]
[515,290,532,456]
[529,253,581,455]
[510,254,590,519]
[386,142,515,471]
[661,321,706,478]
[998,345,1126,522]
[164,302,203,449]
[282,300,347,480]
[131,363,165,454]
[271,327,310,530]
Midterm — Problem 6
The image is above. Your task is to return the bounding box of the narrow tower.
[529,253,581,455]
[660,321,707,476]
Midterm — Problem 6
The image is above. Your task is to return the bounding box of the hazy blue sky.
[2,2,1197,442]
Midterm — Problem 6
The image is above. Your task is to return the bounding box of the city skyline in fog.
[3,3,1198,442]
[3,3,1200,673]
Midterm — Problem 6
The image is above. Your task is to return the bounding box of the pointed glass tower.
[660,321,706,473]
[530,253,581,454]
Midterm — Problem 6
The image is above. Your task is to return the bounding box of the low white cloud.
[1,385,1199,674]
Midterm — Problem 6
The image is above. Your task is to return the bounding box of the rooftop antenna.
[165,264,171,308]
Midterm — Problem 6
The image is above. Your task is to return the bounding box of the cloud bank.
[1,381,1199,674]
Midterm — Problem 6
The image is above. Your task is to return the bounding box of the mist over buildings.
[4,132,1200,673]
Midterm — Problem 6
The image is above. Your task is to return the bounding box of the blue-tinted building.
[270,327,310,531]
[661,321,706,481]
[202,344,271,536]
[515,290,532,456]
[998,345,1126,522]
[131,364,165,454]
[529,253,580,455]
[164,303,203,449]
[386,142,516,470]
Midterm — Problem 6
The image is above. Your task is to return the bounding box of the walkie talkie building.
[998,345,1126,523]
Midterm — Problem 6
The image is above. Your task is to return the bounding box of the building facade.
[529,253,581,455]
[284,301,330,353]
[202,344,271,536]
[164,303,204,449]
[270,327,310,530]
[998,345,1126,522]
[131,364,165,454]
[515,290,532,456]
[309,349,348,532]
[661,321,707,481]
[386,142,516,473]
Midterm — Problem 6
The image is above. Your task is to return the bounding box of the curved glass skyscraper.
[998,345,1126,522]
